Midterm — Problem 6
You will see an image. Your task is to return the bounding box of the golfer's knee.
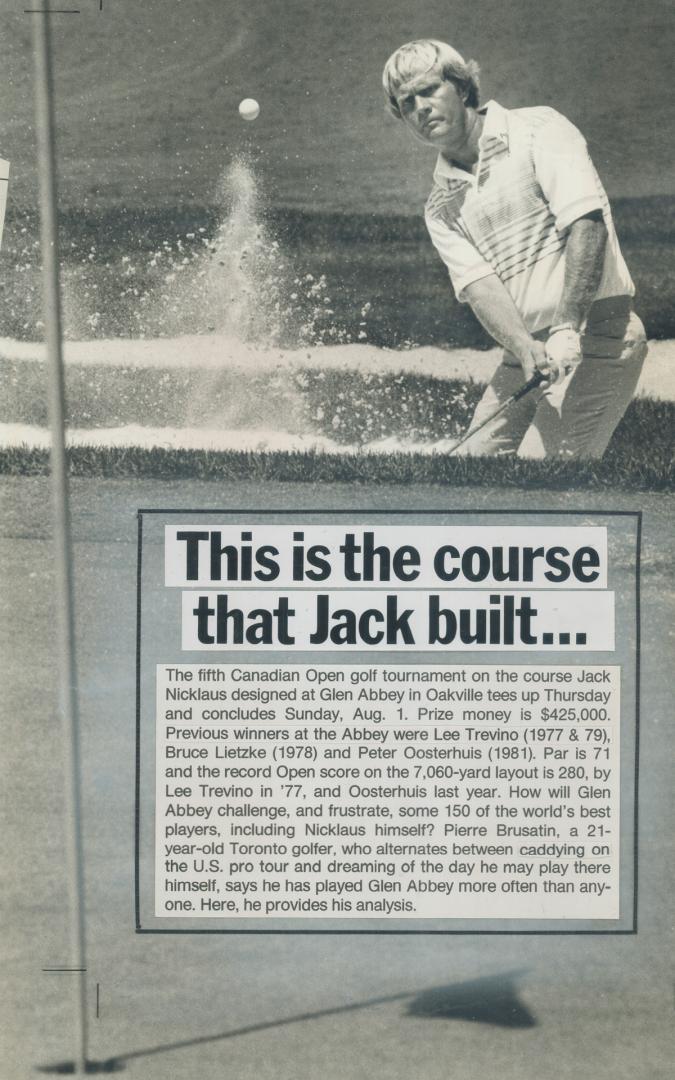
[621,314,648,364]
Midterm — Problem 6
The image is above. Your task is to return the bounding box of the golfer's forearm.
[553,213,607,329]
[463,274,536,362]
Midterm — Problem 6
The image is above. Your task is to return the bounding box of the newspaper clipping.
[2,2,673,1078]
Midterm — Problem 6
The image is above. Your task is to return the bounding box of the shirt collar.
[433,100,510,184]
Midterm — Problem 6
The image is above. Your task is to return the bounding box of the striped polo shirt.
[424,101,633,333]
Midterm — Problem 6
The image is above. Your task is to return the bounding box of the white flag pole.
[31,11,88,1075]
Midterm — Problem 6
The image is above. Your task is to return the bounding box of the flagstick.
[31,11,88,1074]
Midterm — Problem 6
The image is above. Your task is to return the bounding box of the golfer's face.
[395,70,468,148]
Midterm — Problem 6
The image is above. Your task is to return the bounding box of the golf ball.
[238,98,260,121]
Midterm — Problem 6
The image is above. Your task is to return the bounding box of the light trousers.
[461,297,648,459]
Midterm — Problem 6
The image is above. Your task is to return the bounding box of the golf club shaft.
[446,368,546,455]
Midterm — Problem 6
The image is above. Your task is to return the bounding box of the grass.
[0,363,480,439]
[1,198,672,491]
[2,397,673,491]
[1,197,675,347]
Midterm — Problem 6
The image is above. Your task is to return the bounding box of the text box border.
[135,507,641,936]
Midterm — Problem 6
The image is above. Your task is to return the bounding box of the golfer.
[382,40,648,458]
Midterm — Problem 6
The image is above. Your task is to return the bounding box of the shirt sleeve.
[424,210,495,301]
[532,113,606,233]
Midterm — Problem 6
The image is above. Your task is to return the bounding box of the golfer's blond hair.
[382,40,481,117]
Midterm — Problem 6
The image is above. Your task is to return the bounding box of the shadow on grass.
[36,969,534,1073]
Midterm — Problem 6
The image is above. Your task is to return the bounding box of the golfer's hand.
[545,327,582,383]
[518,339,551,385]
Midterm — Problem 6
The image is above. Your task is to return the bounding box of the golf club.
[441,368,547,456]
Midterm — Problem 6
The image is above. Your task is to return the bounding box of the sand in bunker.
[0,337,672,453]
